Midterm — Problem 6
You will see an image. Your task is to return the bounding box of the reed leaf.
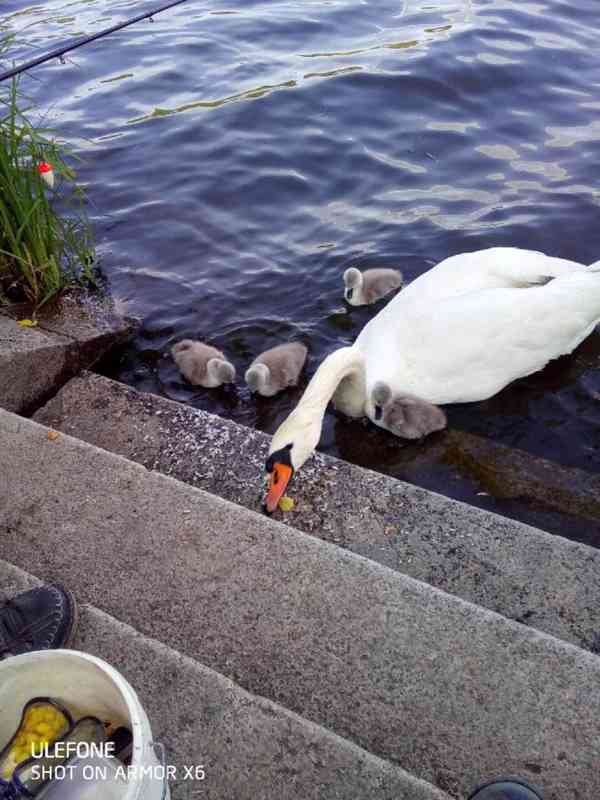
[0,34,96,308]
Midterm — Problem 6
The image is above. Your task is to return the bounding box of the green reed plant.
[0,39,95,309]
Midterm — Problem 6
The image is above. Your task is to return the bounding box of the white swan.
[263,247,600,511]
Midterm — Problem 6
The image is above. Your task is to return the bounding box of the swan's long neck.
[296,346,364,415]
[269,347,365,467]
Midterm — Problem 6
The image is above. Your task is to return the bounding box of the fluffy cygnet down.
[371,381,447,439]
[343,267,403,306]
[245,342,308,397]
[172,340,236,388]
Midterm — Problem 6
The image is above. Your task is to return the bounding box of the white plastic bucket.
[0,649,169,800]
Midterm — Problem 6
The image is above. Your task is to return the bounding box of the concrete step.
[0,299,132,415]
[34,371,600,655]
[1,408,600,800]
[0,560,450,800]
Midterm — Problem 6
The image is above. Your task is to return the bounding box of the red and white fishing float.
[37,161,54,189]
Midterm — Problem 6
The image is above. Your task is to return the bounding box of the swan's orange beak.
[264,462,293,514]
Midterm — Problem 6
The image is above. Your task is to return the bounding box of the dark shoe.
[468,779,544,800]
[0,585,77,659]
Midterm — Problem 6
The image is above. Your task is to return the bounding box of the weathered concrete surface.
[0,296,133,414]
[2,410,600,800]
[1,560,451,800]
[34,372,600,654]
[0,315,73,414]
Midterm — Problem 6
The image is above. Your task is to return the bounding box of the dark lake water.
[3,0,600,543]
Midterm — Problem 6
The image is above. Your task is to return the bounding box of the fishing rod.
[0,0,194,82]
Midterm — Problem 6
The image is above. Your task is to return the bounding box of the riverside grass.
[0,41,95,309]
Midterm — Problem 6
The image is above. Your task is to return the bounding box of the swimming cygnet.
[343,267,403,306]
[171,340,236,388]
[245,342,308,397]
[370,381,447,439]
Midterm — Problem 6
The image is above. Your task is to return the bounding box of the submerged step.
[1,408,600,799]
[0,560,449,800]
[34,371,600,654]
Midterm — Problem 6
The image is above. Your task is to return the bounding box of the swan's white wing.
[397,247,585,306]
[361,270,600,404]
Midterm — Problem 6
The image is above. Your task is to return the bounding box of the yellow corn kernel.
[35,723,51,737]
[25,708,42,725]
[48,708,64,727]
[278,495,295,512]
